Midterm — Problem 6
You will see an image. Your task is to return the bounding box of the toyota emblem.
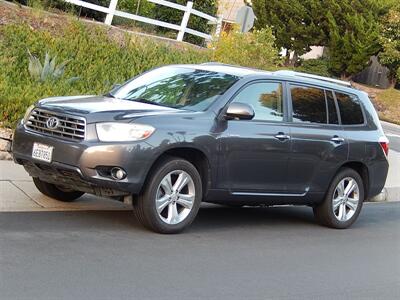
[46,117,60,130]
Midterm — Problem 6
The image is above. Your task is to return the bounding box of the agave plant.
[27,50,76,82]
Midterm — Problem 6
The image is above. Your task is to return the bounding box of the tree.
[325,9,381,77]
[379,3,400,83]
[252,0,324,65]
[252,0,391,76]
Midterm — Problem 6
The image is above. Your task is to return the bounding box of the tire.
[33,177,84,202]
[133,157,202,234]
[313,168,364,229]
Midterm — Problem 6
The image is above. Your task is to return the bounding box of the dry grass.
[375,88,400,125]
[351,82,400,125]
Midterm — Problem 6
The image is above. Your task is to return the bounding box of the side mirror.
[225,102,255,120]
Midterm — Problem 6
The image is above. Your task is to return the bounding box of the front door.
[218,81,291,193]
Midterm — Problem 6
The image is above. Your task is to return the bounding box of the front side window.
[110,66,239,111]
[291,85,327,124]
[231,82,284,122]
[335,92,364,125]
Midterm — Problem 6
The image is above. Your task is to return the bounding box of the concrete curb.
[369,187,400,203]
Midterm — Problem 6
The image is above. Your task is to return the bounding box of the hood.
[37,95,182,123]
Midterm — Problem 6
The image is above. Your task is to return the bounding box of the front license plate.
[32,142,53,163]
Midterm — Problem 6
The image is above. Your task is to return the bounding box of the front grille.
[25,108,86,141]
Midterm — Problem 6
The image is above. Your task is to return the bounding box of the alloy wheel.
[332,177,360,222]
[155,170,195,225]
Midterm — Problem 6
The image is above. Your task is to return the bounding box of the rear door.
[286,84,348,194]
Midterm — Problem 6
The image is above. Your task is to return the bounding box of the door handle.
[331,136,345,144]
[275,133,290,141]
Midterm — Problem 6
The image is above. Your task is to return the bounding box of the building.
[218,0,245,22]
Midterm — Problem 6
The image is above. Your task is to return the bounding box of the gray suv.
[12,64,389,233]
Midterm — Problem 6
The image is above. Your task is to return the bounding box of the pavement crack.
[9,181,45,208]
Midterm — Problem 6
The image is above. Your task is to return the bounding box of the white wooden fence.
[64,0,223,42]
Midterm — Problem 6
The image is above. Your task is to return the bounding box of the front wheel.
[133,157,202,234]
[313,168,364,229]
[33,177,84,202]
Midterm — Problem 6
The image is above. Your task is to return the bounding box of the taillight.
[379,136,389,156]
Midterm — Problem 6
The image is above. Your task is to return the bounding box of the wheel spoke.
[337,180,345,197]
[344,179,356,197]
[176,193,194,209]
[341,203,347,221]
[337,203,344,220]
[167,202,179,224]
[333,197,342,211]
[156,195,170,213]
[346,198,358,211]
[160,174,173,195]
[173,172,189,193]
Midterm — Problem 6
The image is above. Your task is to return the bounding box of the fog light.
[110,167,127,180]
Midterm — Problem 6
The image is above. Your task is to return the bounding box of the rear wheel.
[33,177,84,202]
[133,157,202,234]
[313,168,364,229]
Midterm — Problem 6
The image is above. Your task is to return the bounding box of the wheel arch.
[337,161,370,199]
[142,146,212,198]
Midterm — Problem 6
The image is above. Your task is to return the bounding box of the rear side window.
[335,92,364,125]
[290,85,327,124]
[326,90,339,125]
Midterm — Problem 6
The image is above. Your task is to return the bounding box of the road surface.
[1,202,399,300]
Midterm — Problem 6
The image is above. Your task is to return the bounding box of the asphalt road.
[382,122,400,152]
[1,202,399,300]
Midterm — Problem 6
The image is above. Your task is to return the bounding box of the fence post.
[105,0,119,25]
[214,15,223,40]
[177,1,193,42]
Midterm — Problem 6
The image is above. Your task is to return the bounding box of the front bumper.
[12,123,154,196]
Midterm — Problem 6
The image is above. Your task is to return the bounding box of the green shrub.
[296,58,332,77]
[27,51,74,82]
[117,0,155,17]
[211,27,282,70]
[113,0,156,31]
[0,22,211,127]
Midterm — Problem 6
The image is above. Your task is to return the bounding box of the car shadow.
[1,203,394,234]
[190,204,317,232]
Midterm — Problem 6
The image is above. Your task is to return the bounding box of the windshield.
[110,66,239,111]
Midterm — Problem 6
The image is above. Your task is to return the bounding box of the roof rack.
[273,70,352,87]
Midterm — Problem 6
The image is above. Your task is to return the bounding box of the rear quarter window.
[335,92,364,125]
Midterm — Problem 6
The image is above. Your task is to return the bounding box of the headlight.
[96,123,155,142]
[22,104,35,124]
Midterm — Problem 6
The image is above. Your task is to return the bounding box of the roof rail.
[273,70,352,87]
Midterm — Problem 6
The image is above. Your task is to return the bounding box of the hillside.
[0,1,210,128]
[352,83,400,125]
[0,0,399,126]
